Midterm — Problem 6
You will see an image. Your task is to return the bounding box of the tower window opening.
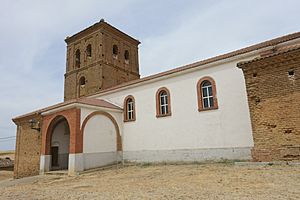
[113,45,118,58]
[79,77,86,86]
[124,50,130,61]
[86,44,92,58]
[75,49,81,68]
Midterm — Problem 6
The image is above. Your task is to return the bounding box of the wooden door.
[51,146,59,167]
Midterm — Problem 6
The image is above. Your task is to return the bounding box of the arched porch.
[40,108,82,175]
[39,99,123,175]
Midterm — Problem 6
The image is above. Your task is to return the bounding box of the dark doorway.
[50,117,70,171]
[51,146,59,167]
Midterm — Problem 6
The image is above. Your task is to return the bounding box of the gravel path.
[0,170,13,181]
[0,163,299,199]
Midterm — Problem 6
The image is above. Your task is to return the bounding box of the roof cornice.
[12,98,122,121]
[89,31,300,98]
[65,19,140,45]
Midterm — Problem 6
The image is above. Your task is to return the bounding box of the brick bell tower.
[64,19,140,101]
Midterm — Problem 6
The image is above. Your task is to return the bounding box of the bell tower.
[63,19,140,101]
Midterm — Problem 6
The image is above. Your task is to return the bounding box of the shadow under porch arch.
[48,116,70,171]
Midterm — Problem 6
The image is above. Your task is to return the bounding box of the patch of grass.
[140,162,152,167]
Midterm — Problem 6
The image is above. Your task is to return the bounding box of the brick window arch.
[124,95,136,122]
[197,76,218,111]
[156,87,171,117]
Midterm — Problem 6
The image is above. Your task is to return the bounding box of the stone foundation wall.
[123,147,252,162]
[240,48,300,161]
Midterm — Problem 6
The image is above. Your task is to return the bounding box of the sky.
[1,0,300,150]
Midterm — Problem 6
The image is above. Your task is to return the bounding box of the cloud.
[140,0,300,75]
[0,0,140,150]
[1,0,300,150]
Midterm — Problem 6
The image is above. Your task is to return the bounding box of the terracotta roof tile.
[237,43,300,67]
[65,20,140,45]
[13,31,300,121]
[76,98,122,110]
[89,31,300,97]
[12,98,122,121]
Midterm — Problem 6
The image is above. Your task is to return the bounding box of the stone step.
[45,170,68,175]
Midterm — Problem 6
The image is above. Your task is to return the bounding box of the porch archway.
[81,111,122,151]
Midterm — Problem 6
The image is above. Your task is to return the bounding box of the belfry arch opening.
[50,116,70,171]
[79,76,86,97]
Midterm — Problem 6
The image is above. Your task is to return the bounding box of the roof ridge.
[65,19,140,44]
[88,31,300,97]
[13,30,300,121]
[238,42,300,66]
[12,98,122,121]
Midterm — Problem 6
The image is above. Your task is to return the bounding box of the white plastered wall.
[91,58,255,162]
[80,107,123,170]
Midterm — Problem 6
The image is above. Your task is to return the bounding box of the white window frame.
[127,99,134,120]
[201,82,214,108]
[160,92,168,115]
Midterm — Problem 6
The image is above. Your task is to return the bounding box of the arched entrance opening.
[50,116,70,170]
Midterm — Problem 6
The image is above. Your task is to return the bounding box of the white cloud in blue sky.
[1,0,300,150]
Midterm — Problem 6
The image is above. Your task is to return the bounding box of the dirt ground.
[0,163,299,200]
[0,170,13,181]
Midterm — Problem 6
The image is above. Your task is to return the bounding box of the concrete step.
[45,170,68,175]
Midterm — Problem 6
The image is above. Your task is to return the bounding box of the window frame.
[156,87,172,118]
[123,95,136,122]
[197,76,218,111]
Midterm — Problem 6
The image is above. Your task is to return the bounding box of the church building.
[12,20,300,178]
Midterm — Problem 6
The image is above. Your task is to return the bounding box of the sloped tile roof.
[237,43,300,67]
[13,98,122,121]
[89,31,300,97]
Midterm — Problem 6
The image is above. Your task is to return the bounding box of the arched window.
[124,50,130,61]
[156,87,171,117]
[86,44,92,57]
[79,76,86,86]
[124,95,136,122]
[79,76,86,97]
[75,49,81,68]
[197,77,218,111]
[113,45,118,57]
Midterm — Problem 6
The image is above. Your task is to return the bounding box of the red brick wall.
[41,108,82,155]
